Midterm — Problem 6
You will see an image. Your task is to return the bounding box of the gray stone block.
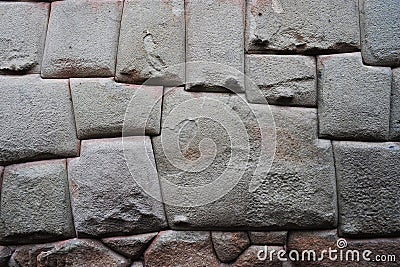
[245,55,316,106]
[41,0,123,78]
[249,231,287,245]
[318,52,391,140]
[116,0,185,85]
[0,160,75,245]
[186,0,245,92]
[0,2,49,73]
[334,141,400,237]
[68,137,167,237]
[70,78,163,139]
[246,0,360,53]
[391,68,400,140]
[0,75,79,165]
[360,0,400,67]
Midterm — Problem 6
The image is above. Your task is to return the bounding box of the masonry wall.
[0,0,399,266]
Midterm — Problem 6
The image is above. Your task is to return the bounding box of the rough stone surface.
[36,239,130,267]
[0,2,49,73]
[249,231,288,245]
[231,245,284,267]
[360,0,400,67]
[318,52,391,140]
[8,243,56,267]
[246,0,360,53]
[130,261,143,267]
[0,75,79,164]
[186,0,245,92]
[68,137,167,237]
[333,141,400,237]
[391,68,400,140]
[0,160,75,245]
[70,78,163,139]
[0,246,13,267]
[41,0,123,78]
[116,0,185,85]
[211,232,250,263]
[101,232,157,259]
[144,231,219,267]
[245,55,316,106]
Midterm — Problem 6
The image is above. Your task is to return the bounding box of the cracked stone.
[211,232,250,263]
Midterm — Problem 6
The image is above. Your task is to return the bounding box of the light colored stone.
[41,0,123,78]
[0,75,79,164]
[130,261,143,267]
[36,239,129,267]
[9,243,56,267]
[391,68,400,140]
[246,0,360,53]
[116,0,185,85]
[101,232,157,259]
[0,2,49,73]
[212,232,250,263]
[68,137,167,237]
[318,52,391,140]
[333,141,400,237]
[360,0,400,67]
[144,231,219,267]
[0,160,75,245]
[70,78,162,139]
[186,0,245,92]
[245,55,316,106]
[249,231,287,245]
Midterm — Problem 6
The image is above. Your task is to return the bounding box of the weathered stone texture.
[116,0,185,85]
[249,231,287,245]
[0,2,49,73]
[231,245,284,267]
[101,232,157,259]
[318,53,391,140]
[246,0,360,53]
[68,137,166,237]
[0,246,13,267]
[70,78,162,139]
[186,0,245,92]
[391,68,400,140]
[144,231,219,267]
[0,75,79,164]
[41,0,123,78]
[334,141,400,237]
[245,55,316,106]
[9,243,56,267]
[0,160,75,245]
[360,0,400,67]
[211,232,250,263]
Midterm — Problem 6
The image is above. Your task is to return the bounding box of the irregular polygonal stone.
[116,0,185,85]
[249,231,287,245]
[9,243,56,267]
[101,232,157,259]
[211,232,250,263]
[318,53,391,140]
[68,137,166,237]
[333,141,400,237]
[41,0,122,78]
[231,245,284,267]
[0,246,13,267]
[360,0,400,67]
[245,55,316,106]
[70,78,162,139]
[246,0,360,53]
[186,0,245,92]
[144,231,219,267]
[0,75,79,164]
[0,2,49,73]
[36,239,129,267]
[391,68,400,140]
[0,160,75,244]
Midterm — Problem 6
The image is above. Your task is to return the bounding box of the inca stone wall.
[0,0,399,266]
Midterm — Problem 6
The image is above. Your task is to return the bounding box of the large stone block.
[0,2,49,73]
[391,68,400,140]
[116,0,185,85]
[245,55,316,106]
[334,141,400,237]
[70,78,162,139]
[0,160,75,245]
[360,0,400,67]
[318,53,391,140]
[0,75,79,165]
[246,0,360,53]
[41,0,123,78]
[186,0,245,92]
[68,137,167,237]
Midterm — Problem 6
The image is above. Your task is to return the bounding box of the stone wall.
[0,0,399,266]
